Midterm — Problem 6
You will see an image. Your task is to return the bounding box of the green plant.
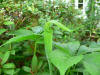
[0,20,82,75]
[54,40,100,75]
[0,0,100,75]
[44,20,72,75]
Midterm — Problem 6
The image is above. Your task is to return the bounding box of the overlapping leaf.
[83,52,100,75]
[49,50,83,75]
[1,33,41,47]
[0,29,7,35]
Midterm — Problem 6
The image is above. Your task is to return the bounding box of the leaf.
[54,42,70,55]
[31,54,38,72]
[1,34,40,47]
[48,20,72,32]
[3,63,15,69]
[78,44,100,55]
[83,52,100,75]
[0,52,3,59]
[3,69,14,75]
[1,51,10,65]
[78,45,89,55]
[22,66,31,73]
[10,50,15,55]
[44,20,72,34]
[14,68,20,74]
[49,50,83,75]
[36,37,44,44]
[66,41,80,55]
[31,26,43,34]
[4,21,14,25]
[0,29,7,35]
[37,60,43,70]
[14,29,34,36]
[89,42,100,52]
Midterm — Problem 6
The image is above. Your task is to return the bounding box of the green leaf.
[22,66,31,73]
[78,45,89,55]
[36,37,44,44]
[31,26,43,34]
[1,34,40,47]
[4,21,14,25]
[3,63,15,69]
[0,52,3,59]
[10,50,15,55]
[78,44,100,55]
[1,51,10,65]
[83,52,100,75]
[66,41,80,55]
[14,68,20,74]
[31,54,38,72]
[48,20,72,32]
[3,69,14,75]
[14,29,34,36]
[49,50,83,75]
[0,29,7,35]
[37,60,43,70]
[54,42,70,55]
[88,41,100,52]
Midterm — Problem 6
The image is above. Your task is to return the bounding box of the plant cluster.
[0,0,100,75]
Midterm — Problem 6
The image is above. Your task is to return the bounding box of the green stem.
[34,42,37,55]
[44,26,53,75]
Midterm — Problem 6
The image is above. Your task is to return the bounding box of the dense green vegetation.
[0,0,100,75]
